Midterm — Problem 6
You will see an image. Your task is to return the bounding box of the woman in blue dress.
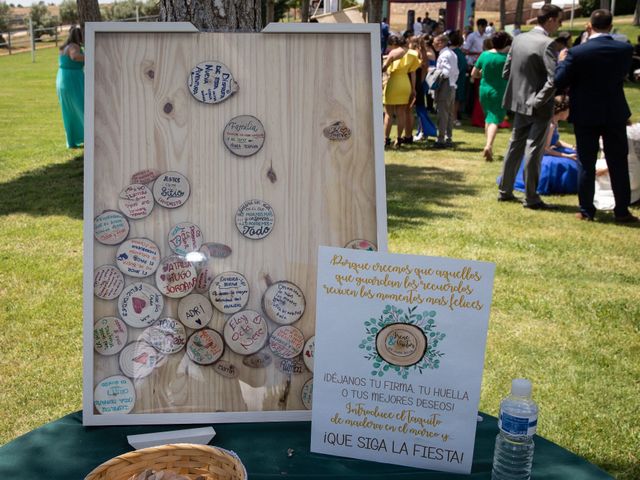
[56,26,84,148]
[514,96,582,195]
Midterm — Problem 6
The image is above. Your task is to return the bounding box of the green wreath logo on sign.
[359,305,446,379]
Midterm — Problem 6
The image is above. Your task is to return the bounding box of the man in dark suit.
[498,4,563,209]
[555,9,638,223]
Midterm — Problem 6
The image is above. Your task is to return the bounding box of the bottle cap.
[168,222,203,256]
[94,375,135,414]
[223,115,265,157]
[223,310,268,355]
[235,199,275,240]
[118,184,154,219]
[511,378,532,398]
[153,171,190,209]
[178,293,214,330]
[118,282,165,328]
[209,271,249,314]
[116,238,161,278]
[155,256,197,298]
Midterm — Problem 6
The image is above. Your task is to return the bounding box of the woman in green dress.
[56,26,84,148]
[471,31,511,161]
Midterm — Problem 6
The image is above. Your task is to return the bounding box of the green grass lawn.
[1,44,639,479]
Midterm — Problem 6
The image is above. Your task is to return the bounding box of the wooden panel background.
[92,31,377,417]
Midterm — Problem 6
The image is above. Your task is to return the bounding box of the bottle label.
[499,411,537,436]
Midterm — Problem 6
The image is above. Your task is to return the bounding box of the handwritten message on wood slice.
[323,121,352,141]
[117,282,164,328]
[214,360,239,379]
[94,265,125,300]
[262,281,306,325]
[119,342,165,379]
[303,335,315,372]
[152,171,190,209]
[94,375,135,414]
[188,61,238,104]
[94,316,128,356]
[118,184,154,219]
[94,210,129,245]
[116,238,161,278]
[269,325,305,359]
[178,293,213,330]
[156,256,197,299]
[242,351,273,369]
[130,169,161,185]
[186,329,225,365]
[200,242,232,259]
[235,199,275,240]
[223,115,265,157]
[276,356,306,375]
[195,266,216,294]
[168,222,203,256]
[344,239,377,251]
[141,318,187,355]
[223,310,268,356]
[209,272,249,314]
[301,378,313,410]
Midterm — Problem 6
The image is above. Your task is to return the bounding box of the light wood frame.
[83,22,386,426]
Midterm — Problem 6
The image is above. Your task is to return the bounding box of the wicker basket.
[84,443,247,480]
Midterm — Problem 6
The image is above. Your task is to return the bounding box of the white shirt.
[462,30,488,64]
[485,25,495,35]
[532,25,549,36]
[436,46,459,88]
[413,22,423,34]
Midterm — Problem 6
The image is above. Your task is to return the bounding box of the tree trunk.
[499,0,506,29]
[634,0,640,26]
[515,0,524,25]
[160,0,262,31]
[368,0,382,23]
[301,0,310,22]
[266,0,275,24]
[77,0,101,28]
[600,0,611,9]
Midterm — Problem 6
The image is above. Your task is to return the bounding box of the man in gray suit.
[498,4,563,209]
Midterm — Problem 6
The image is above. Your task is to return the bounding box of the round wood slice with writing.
[199,242,232,259]
[303,335,315,372]
[242,350,272,369]
[235,199,275,240]
[130,169,161,185]
[322,121,352,141]
[94,210,130,245]
[94,375,135,414]
[93,265,125,300]
[375,323,427,367]
[141,317,187,354]
[261,281,306,325]
[152,171,191,209]
[116,238,161,278]
[118,184,154,219]
[301,377,313,410]
[118,282,164,328]
[186,328,225,365]
[167,222,204,257]
[223,310,268,356]
[94,316,128,356]
[119,342,165,379]
[178,293,213,330]
[188,61,239,105]
[223,115,265,157]
[214,360,239,379]
[344,239,377,251]
[209,271,249,314]
[195,266,216,294]
[276,356,306,375]
[269,325,305,359]
[155,256,197,299]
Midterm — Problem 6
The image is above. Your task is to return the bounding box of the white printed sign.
[311,247,495,474]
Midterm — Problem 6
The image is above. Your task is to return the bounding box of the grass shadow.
[385,163,478,230]
[0,155,83,219]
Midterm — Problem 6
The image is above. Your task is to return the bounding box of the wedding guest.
[450,30,468,127]
[413,35,437,141]
[431,33,459,148]
[498,4,562,209]
[56,25,84,149]
[381,17,390,54]
[555,9,638,222]
[462,18,489,66]
[472,31,511,161]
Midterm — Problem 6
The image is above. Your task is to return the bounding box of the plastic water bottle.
[491,378,538,480]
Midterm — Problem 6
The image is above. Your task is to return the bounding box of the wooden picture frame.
[83,22,386,426]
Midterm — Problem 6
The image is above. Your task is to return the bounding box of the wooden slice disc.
[155,256,197,299]
[117,282,164,328]
[94,375,135,414]
[223,310,268,355]
[93,316,128,356]
[118,184,154,219]
[178,293,213,330]
[116,238,161,278]
[186,328,225,365]
[188,61,239,104]
[167,222,204,256]
[323,121,352,141]
[209,271,249,314]
[375,323,427,367]
[141,317,187,354]
[200,242,232,259]
[276,356,306,375]
[261,281,306,325]
[242,351,272,369]
[269,325,305,359]
[223,115,265,157]
[303,335,315,372]
[235,199,275,240]
[119,341,165,379]
[130,169,161,185]
[195,266,216,294]
[214,360,239,379]
[152,171,191,209]
[344,239,377,251]
[93,265,125,300]
[301,377,313,410]
[94,210,129,245]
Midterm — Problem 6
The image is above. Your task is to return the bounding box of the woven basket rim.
[84,443,247,480]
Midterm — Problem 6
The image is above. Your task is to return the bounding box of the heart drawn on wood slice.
[132,297,146,314]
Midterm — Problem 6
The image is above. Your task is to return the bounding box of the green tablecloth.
[0,411,612,479]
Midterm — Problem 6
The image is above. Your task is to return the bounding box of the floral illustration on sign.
[359,305,446,379]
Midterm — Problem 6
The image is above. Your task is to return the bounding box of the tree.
[515,0,524,26]
[300,0,309,22]
[159,0,261,31]
[634,0,640,25]
[28,1,57,38]
[0,2,10,49]
[499,0,506,29]
[77,0,101,27]
[365,0,382,22]
[59,0,78,24]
